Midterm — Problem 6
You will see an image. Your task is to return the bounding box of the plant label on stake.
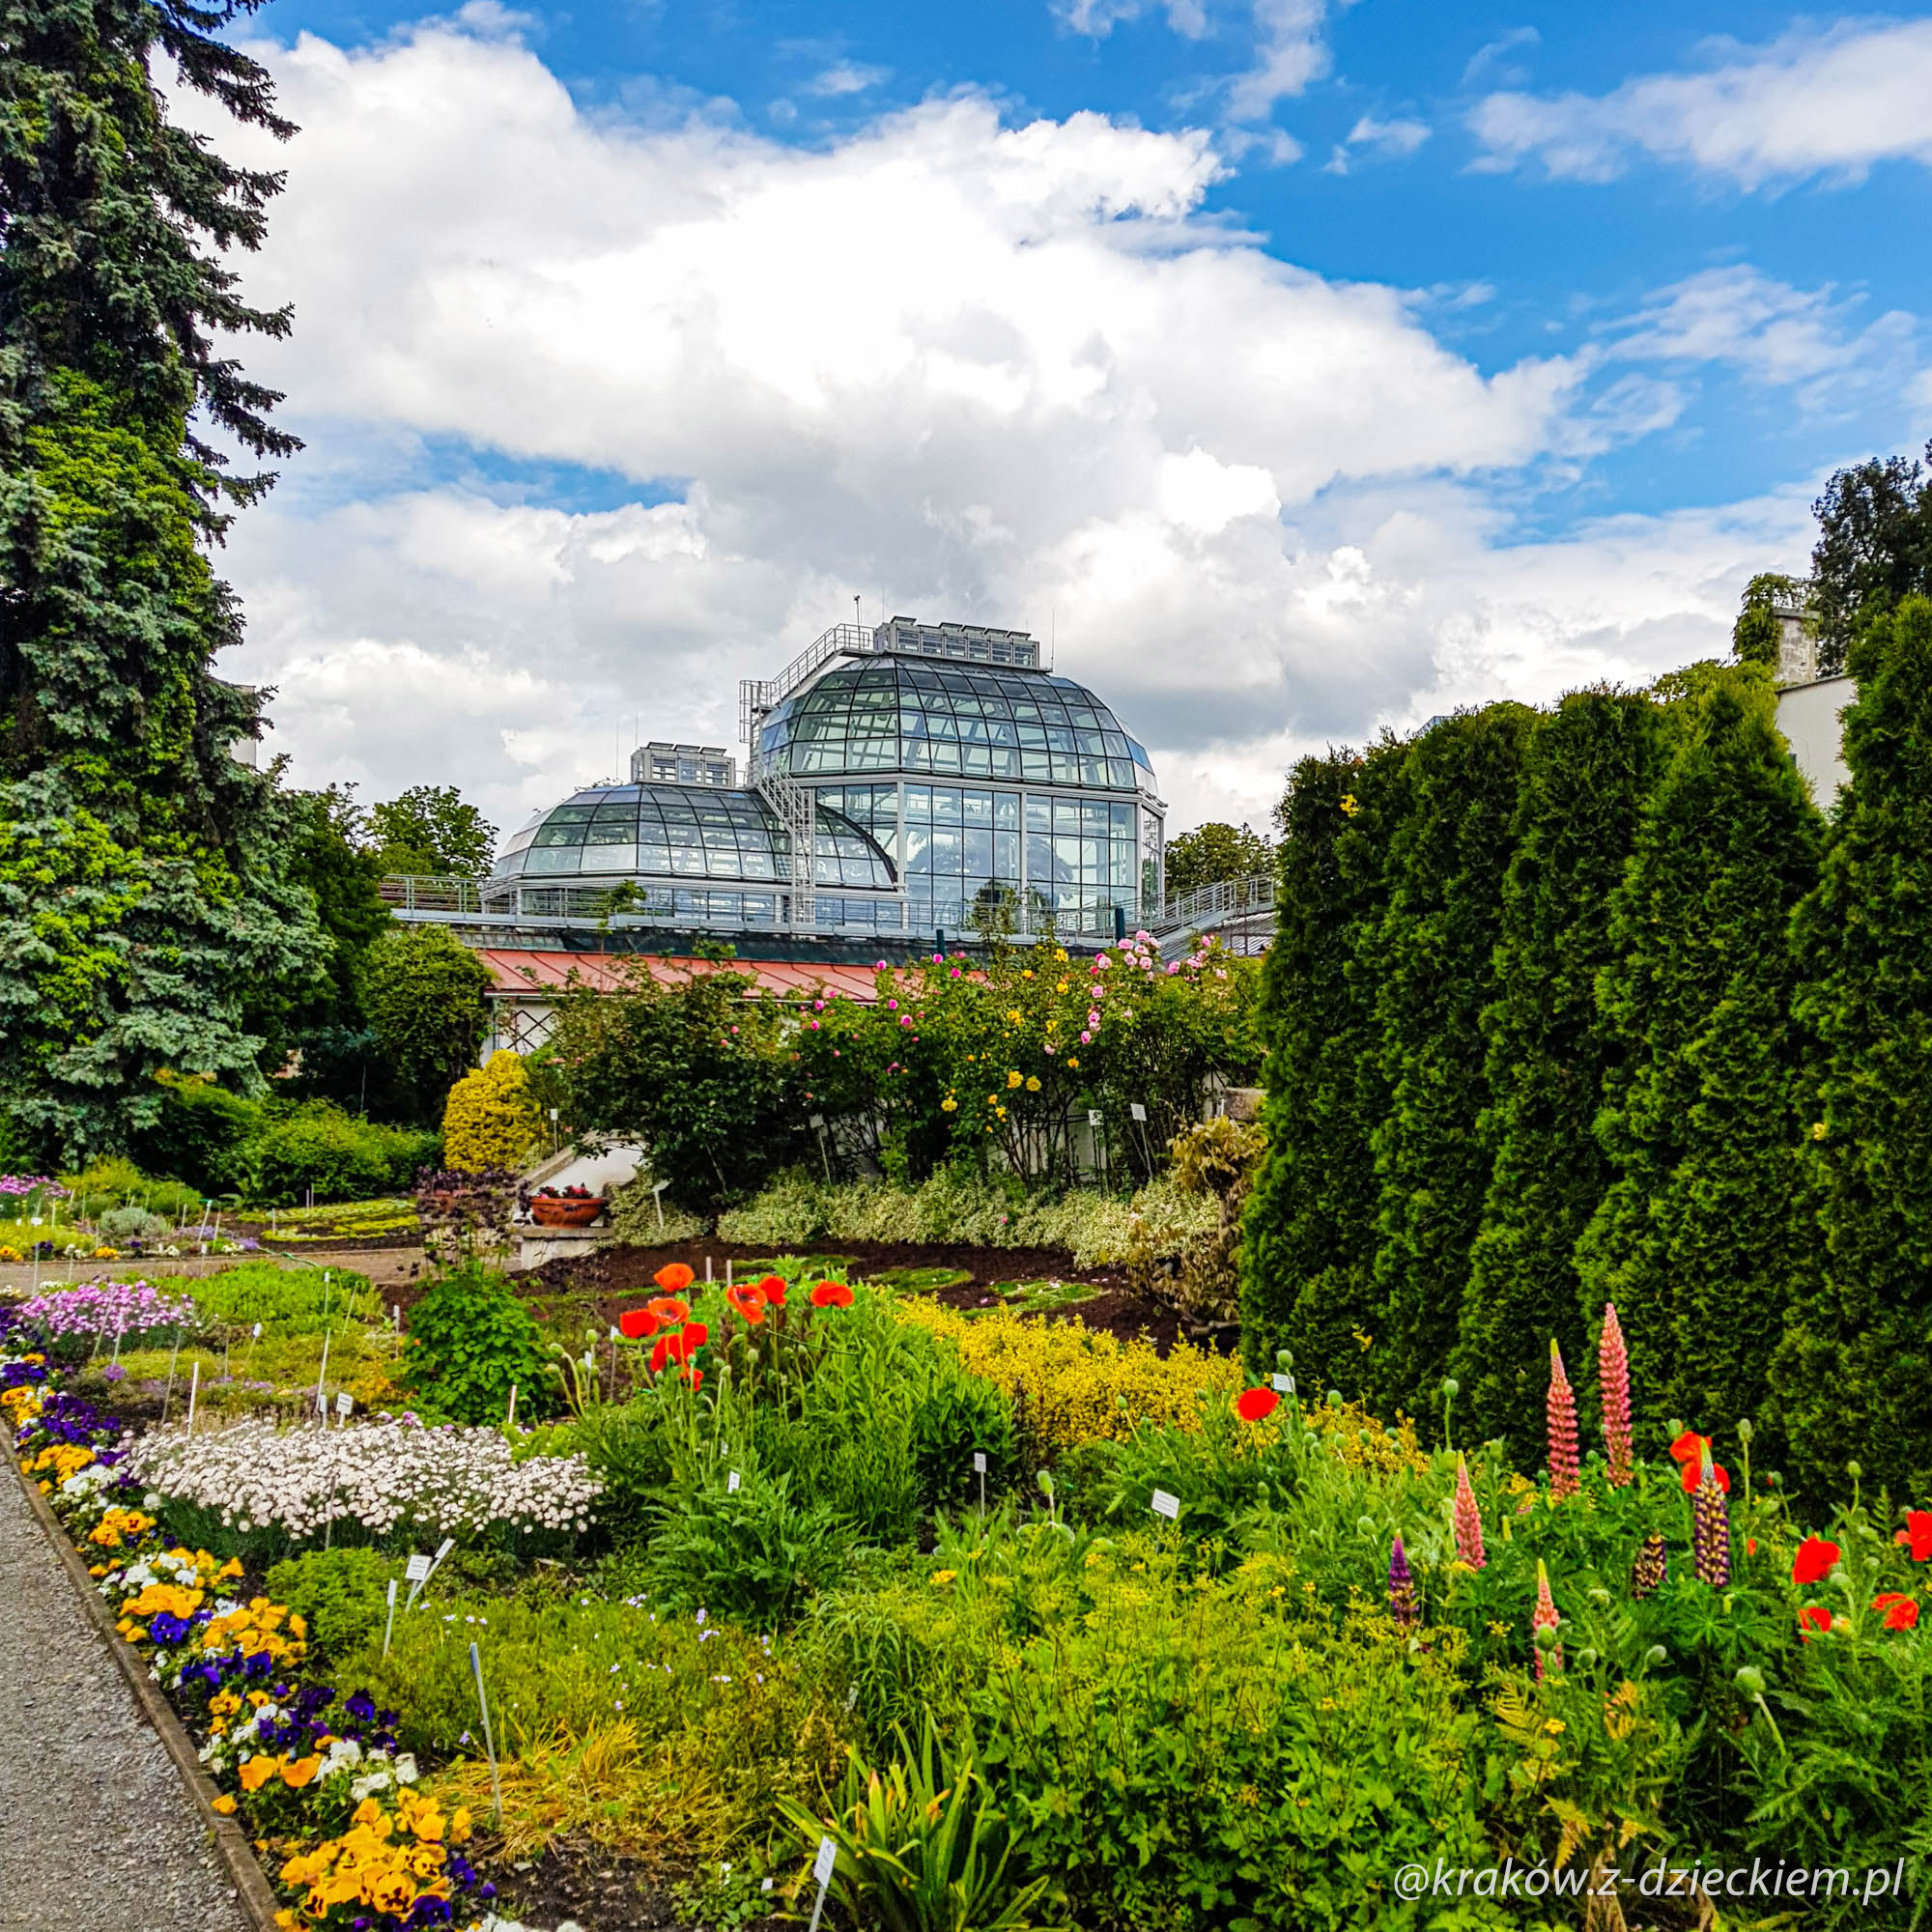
[1129,1102,1147,1122]
[973,1450,987,1512]
[185,1360,199,1435]
[314,1329,331,1421]
[1272,1372,1295,1395]
[506,1382,517,1432]
[469,1641,503,1831]
[727,1469,741,1493]
[383,1578,398,1660]
[807,1835,838,1932]
[335,1391,353,1419]
[1150,1488,1180,1521]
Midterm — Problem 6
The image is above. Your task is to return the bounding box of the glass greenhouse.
[484,616,1165,939]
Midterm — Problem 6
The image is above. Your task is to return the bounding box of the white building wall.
[1776,675,1855,807]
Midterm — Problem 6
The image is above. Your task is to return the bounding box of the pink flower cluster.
[18,1280,197,1340]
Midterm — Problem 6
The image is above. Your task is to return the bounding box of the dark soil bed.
[470,1840,805,1932]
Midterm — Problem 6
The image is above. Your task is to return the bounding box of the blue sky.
[207,0,1932,835]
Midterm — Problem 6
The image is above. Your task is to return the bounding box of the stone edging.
[9,1456,285,1932]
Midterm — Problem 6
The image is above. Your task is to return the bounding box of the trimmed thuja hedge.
[1242,627,1932,1501]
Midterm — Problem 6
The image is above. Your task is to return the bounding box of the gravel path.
[0,1472,251,1932]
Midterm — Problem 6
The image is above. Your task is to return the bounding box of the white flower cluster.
[130,1417,601,1544]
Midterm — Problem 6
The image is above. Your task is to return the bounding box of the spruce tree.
[1577,668,1820,1457]
[1366,703,1535,1420]
[1457,689,1665,1456]
[1240,734,1409,1389]
[0,0,321,1158]
[1776,596,1932,1498]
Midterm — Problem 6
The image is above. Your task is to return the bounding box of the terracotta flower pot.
[530,1196,605,1229]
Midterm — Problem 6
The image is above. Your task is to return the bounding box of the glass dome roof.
[758,660,1154,792]
[495,784,895,890]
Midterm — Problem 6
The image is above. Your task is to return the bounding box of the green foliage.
[357,924,491,1126]
[1732,572,1806,669]
[440,1050,539,1172]
[253,1100,437,1207]
[399,1262,560,1425]
[367,784,497,879]
[1162,820,1272,901]
[1239,736,1408,1387]
[59,1154,206,1223]
[1367,704,1536,1418]
[0,0,321,1164]
[265,1548,395,1663]
[550,957,812,1216]
[188,1260,373,1336]
[1457,690,1665,1456]
[1809,442,1932,674]
[554,941,1259,1213]
[643,1465,857,1629]
[779,1719,1059,1932]
[128,1069,264,1199]
[1777,596,1932,1498]
[1577,668,1821,1459]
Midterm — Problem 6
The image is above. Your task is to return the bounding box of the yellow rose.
[1006,1070,1022,1089]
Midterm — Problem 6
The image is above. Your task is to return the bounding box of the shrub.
[440,1051,539,1173]
[1125,1121,1262,1325]
[357,924,492,1126]
[894,1299,1239,1452]
[96,1205,171,1242]
[61,1156,207,1223]
[265,1548,396,1663]
[254,1101,437,1207]
[129,1069,264,1199]
[642,1466,856,1628]
[607,1174,708,1245]
[398,1262,560,1425]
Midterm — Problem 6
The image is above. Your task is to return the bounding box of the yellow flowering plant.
[272,1789,478,1931]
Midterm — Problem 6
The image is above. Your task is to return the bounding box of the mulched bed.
[469,1840,804,1932]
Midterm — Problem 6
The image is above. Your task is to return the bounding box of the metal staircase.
[755,764,819,932]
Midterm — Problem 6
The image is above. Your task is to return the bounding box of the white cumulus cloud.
[1468,18,1932,188]
[183,14,1836,834]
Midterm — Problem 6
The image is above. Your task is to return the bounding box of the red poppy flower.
[654,1263,696,1293]
[649,1334,674,1374]
[1798,1605,1832,1641]
[617,1307,659,1340]
[681,1321,709,1351]
[758,1274,788,1307]
[1669,1430,1706,1464]
[681,1366,704,1391]
[1681,1459,1729,1494]
[1793,1537,1842,1587]
[1235,1387,1280,1424]
[725,1285,768,1324]
[1900,1511,1932,1563]
[810,1281,854,1309]
[647,1296,691,1323]
[1874,1593,1920,1631]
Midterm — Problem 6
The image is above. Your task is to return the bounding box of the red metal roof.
[474,951,891,1003]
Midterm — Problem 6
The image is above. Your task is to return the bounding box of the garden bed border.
[8,1453,283,1932]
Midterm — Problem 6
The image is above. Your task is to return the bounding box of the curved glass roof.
[758,660,1152,792]
[495,785,895,890]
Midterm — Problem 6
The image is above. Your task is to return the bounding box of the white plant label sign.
[727,1470,741,1493]
[813,1837,838,1886]
[1129,1102,1148,1122]
[1272,1373,1294,1394]
[1150,1488,1180,1520]
[973,1452,987,1474]
[405,1553,433,1583]
[335,1392,353,1417]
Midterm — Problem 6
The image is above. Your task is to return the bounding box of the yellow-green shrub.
[892,1300,1240,1447]
[440,1051,538,1172]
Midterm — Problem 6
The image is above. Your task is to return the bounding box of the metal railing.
[1151,871,1276,934]
[753,764,820,931]
[380,874,485,915]
[740,622,873,776]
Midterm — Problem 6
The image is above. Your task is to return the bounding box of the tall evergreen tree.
[1240,735,1408,1389]
[1576,668,1820,1457]
[0,0,321,1158]
[1366,703,1535,1420]
[1457,689,1665,1456]
[1776,596,1932,1498]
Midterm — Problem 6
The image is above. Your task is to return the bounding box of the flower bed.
[12,1259,1932,1930]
